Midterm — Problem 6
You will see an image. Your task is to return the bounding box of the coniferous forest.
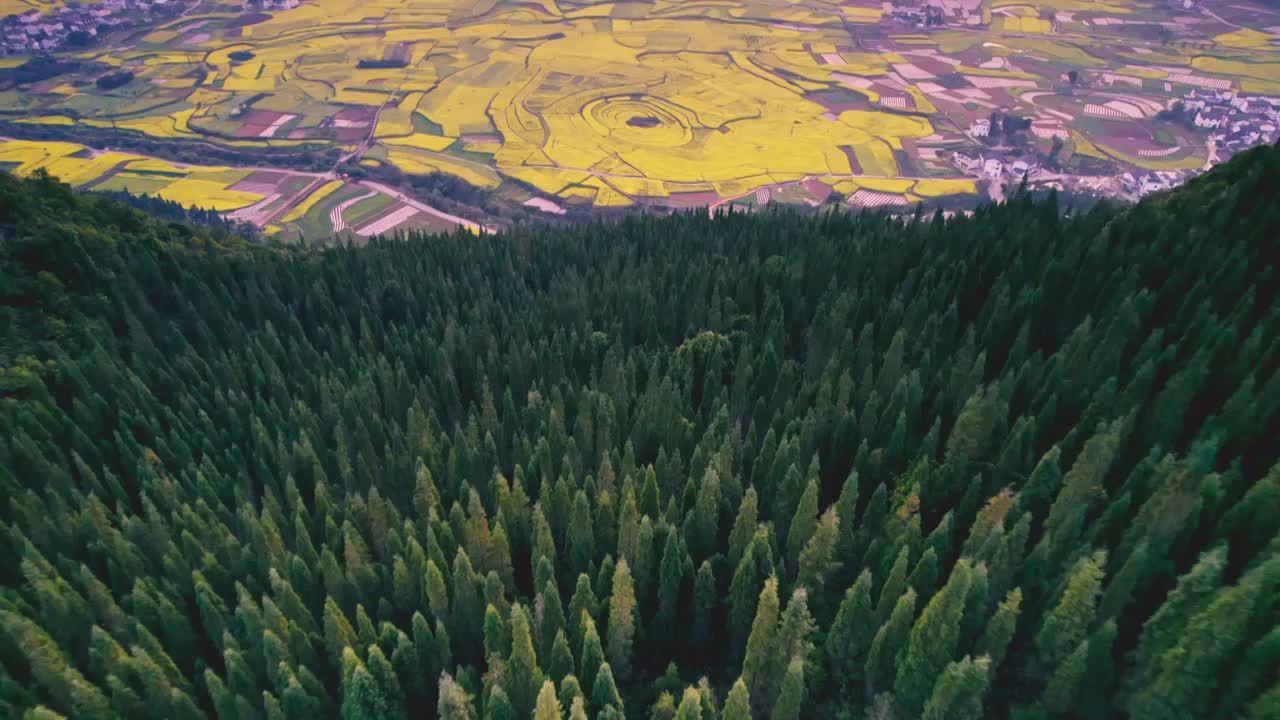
[1,143,1279,720]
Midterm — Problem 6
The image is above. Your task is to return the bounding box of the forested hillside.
[1,144,1278,720]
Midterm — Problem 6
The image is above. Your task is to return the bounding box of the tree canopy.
[1,141,1279,719]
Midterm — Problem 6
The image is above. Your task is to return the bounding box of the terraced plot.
[2,0,1278,214]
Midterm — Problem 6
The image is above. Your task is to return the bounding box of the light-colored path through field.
[357,180,485,233]
[329,189,377,233]
[356,204,421,237]
[227,193,283,224]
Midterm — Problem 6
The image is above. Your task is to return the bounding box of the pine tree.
[684,468,721,561]
[652,693,678,720]
[170,688,204,720]
[504,603,543,719]
[558,675,583,715]
[533,680,562,720]
[975,588,1021,675]
[616,487,640,567]
[729,543,764,659]
[675,687,703,720]
[876,545,911,622]
[484,604,510,661]
[567,491,596,580]
[369,645,407,720]
[827,569,876,694]
[1127,555,1280,720]
[640,467,662,520]
[1084,621,1123,717]
[578,614,605,700]
[539,579,566,663]
[340,648,388,720]
[894,560,973,716]
[606,558,637,679]
[1032,424,1122,582]
[921,655,991,720]
[796,508,840,602]
[785,476,819,575]
[532,506,557,579]
[438,674,474,720]
[633,516,657,605]
[907,547,939,603]
[425,560,450,622]
[866,587,917,700]
[566,574,598,653]
[486,685,516,720]
[1043,635,1090,714]
[547,629,575,686]
[1009,447,1062,531]
[1035,551,1105,670]
[0,610,111,719]
[777,587,815,668]
[654,529,688,643]
[690,560,717,654]
[591,662,624,715]
[728,488,760,569]
[769,656,805,720]
[452,549,484,667]
[722,678,751,720]
[742,576,780,707]
[944,385,998,469]
[324,598,358,668]
[833,470,861,559]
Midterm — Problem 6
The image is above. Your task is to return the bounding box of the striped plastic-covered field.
[849,189,909,208]
[1167,73,1233,90]
[356,204,421,237]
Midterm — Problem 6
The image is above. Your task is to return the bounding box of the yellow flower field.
[0,139,265,211]
[8,0,1236,211]
[279,180,344,223]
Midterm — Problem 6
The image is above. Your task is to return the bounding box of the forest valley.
[0,142,1278,720]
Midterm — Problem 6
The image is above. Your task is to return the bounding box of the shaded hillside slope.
[0,144,1278,720]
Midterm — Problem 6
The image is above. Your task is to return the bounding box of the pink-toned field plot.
[523,197,567,214]
[849,189,910,207]
[893,63,935,80]
[228,170,293,195]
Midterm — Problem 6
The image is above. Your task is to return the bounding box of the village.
[947,86,1280,202]
[1,0,192,55]
[1,0,1277,232]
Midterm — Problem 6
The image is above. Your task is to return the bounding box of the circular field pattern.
[581,94,696,147]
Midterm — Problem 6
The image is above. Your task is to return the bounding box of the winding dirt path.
[356,180,486,233]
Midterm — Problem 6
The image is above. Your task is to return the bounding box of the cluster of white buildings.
[2,0,184,55]
[951,152,1043,183]
[1182,90,1280,155]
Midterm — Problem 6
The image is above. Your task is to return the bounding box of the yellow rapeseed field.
[1213,28,1275,49]
[0,0,1020,208]
[914,178,978,196]
[385,149,502,189]
[382,134,458,152]
[0,139,266,210]
[155,178,263,211]
[280,180,344,223]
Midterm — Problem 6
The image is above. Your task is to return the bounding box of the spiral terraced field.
[3,0,1278,217]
